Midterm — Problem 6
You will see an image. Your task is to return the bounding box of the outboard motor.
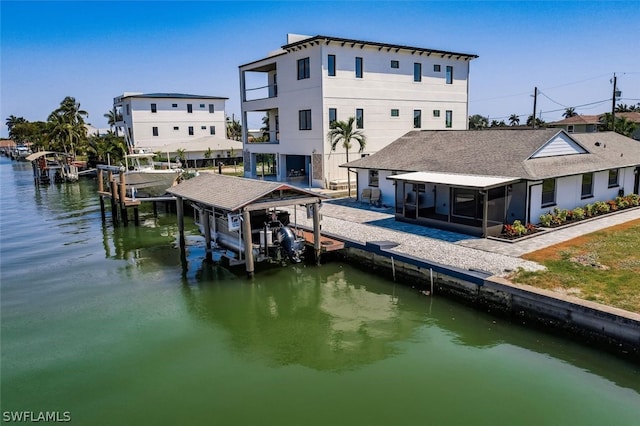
[275,225,304,263]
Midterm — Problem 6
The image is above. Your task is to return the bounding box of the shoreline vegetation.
[511,219,640,313]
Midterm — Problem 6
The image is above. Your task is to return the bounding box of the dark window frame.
[209,104,215,113]
[150,103,157,113]
[391,60,399,69]
[187,104,193,113]
[369,170,379,187]
[541,178,556,207]
[355,57,363,78]
[152,126,158,136]
[434,64,441,72]
[328,54,336,77]
[391,109,399,117]
[446,66,453,84]
[608,168,619,187]
[297,57,310,80]
[581,173,594,199]
[188,126,194,136]
[445,110,453,128]
[356,108,364,129]
[414,63,422,82]
[210,125,216,135]
[329,108,337,125]
[414,110,422,128]
[299,109,312,130]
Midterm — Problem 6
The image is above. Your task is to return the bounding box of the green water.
[1,157,639,425]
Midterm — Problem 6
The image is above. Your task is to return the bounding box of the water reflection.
[181,263,425,371]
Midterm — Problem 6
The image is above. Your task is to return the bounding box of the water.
[1,156,639,425]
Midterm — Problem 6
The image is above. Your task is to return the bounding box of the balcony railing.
[244,84,278,102]
[247,131,279,144]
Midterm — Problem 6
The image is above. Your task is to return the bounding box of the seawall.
[332,238,640,362]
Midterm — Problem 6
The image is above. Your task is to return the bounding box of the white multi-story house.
[113,93,229,152]
[239,34,478,188]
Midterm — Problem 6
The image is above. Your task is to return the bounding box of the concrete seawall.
[337,238,640,362]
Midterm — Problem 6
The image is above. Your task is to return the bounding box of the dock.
[295,228,345,252]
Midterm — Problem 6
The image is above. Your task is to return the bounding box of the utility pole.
[532,87,538,129]
[611,73,617,131]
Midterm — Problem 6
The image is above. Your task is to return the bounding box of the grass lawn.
[511,219,640,313]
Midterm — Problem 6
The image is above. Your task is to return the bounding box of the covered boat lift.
[167,173,330,277]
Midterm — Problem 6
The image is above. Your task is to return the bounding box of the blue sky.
[2,1,639,137]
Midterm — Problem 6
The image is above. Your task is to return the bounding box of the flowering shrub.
[538,193,639,227]
[502,220,537,238]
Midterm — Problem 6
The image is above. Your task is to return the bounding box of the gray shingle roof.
[343,129,640,180]
[167,173,322,212]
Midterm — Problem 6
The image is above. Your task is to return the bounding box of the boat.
[25,151,79,184]
[193,204,305,265]
[14,145,32,161]
[122,153,183,197]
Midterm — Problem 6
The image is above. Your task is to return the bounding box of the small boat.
[14,145,32,161]
[26,151,79,184]
[122,153,183,197]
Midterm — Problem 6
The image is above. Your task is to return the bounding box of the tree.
[86,131,126,166]
[260,114,270,140]
[47,97,89,158]
[104,109,121,136]
[468,114,488,130]
[601,114,637,137]
[562,107,577,118]
[204,147,213,167]
[508,114,520,126]
[327,117,366,197]
[5,115,26,139]
[526,115,546,128]
[226,118,242,141]
[175,148,186,168]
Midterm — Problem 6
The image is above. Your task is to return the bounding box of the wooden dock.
[295,228,345,252]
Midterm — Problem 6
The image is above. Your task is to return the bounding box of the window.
[568,125,574,133]
[299,109,312,130]
[391,60,399,69]
[187,104,193,113]
[608,169,619,187]
[445,110,452,128]
[172,103,178,108]
[329,108,337,125]
[297,57,310,80]
[210,126,216,135]
[414,110,422,128]
[126,104,130,115]
[581,173,594,198]
[391,109,399,117]
[199,104,205,108]
[173,126,179,131]
[414,63,422,82]
[152,126,158,136]
[188,126,194,135]
[369,170,379,187]
[433,109,440,117]
[541,178,556,206]
[434,64,441,72]
[446,66,453,84]
[328,54,336,76]
[150,103,157,113]
[355,57,363,78]
[209,104,215,113]
[356,108,364,129]
[201,126,207,130]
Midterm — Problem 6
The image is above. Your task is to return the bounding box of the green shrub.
[539,213,553,227]
[594,201,610,214]
[584,203,594,217]
[627,194,640,207]
[572,207,585,220]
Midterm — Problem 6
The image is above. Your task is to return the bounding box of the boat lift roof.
[166,173,326,212]
[25,151,69,162]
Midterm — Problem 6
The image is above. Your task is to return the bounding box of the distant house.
[343,129,640,237]
[548,112,640,140]
[547,115,601,134]
[240,34,478,188]
[155,135,242,168]
[113,92,229,152]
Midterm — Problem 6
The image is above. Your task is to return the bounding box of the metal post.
[312,202,321,264]
[242,210,254,278]
[110,179,118,225]
[203,208,212,262]
[176,196,185,250]
[611,73,617,131]
[482,190,489,237]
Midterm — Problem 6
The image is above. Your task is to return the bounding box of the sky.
[1,0,639,138]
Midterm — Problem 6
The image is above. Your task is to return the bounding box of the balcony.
[247,130,279,144]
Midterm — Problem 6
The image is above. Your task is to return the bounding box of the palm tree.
[327,117,366,197]
[104,109,120,136]
[562,107,577,118]
[508,114,520,126]
[86,132,126,165]
[226,118,242,141]
[260,114,270,140]
[204,147,213,168]
[526,115,545,128]
[47,97,89,158]
[6,115,27,139]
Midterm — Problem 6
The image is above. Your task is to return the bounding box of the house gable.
[529,132,588,159]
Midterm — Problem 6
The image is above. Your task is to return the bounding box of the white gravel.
[287,205,545,276]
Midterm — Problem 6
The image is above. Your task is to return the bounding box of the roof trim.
[283,35,479,60]
[388,171,520,190]
[119,93,228,100]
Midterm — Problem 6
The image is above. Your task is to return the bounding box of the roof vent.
[594,142,601,146]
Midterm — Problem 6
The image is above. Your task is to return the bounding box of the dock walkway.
[288,199,640,277]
